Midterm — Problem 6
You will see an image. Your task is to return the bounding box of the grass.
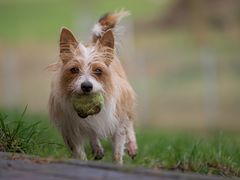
[0,107,68,158]
[0,109,240,177]
[130,130,240,177]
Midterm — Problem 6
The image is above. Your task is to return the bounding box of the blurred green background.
[0,0,240,130]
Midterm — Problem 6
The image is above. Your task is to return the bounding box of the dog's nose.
[81,81,93,93]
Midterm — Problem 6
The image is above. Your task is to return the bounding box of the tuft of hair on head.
[92,9,130,43]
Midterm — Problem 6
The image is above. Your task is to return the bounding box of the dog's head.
[58,27,115,98]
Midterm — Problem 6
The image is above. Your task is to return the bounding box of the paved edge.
[0,152,235,180]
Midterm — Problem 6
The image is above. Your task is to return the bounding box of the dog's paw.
[92,146,104,160]
[127,141,138,160]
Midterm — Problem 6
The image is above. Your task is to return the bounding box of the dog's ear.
[59,27,78,54]
[59,27,79,64]
[99,30,114,49]
[97,30,114,66]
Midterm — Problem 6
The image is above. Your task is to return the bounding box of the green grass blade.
[0,113,8,134]
[19,105,28,121]
[17,121,41,137]
[11,105,28,140]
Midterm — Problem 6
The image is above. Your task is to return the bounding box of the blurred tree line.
[156,0,240,40]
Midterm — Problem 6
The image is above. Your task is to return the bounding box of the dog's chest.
[79,106,118,138]
[65,97,119,139]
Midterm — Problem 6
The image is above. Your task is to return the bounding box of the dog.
[48,10,137,164]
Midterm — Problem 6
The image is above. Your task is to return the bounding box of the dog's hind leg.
[125,120,138,159]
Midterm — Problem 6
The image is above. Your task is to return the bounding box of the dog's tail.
[92,10,130,43]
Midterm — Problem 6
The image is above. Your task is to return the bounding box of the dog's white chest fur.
[78,97,118,138]
[59,96,118,139]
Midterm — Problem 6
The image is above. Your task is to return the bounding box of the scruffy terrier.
[48,10,137,164]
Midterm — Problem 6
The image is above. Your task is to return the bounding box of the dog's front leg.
[112,124,126,165]
[64,136,87,160]
[90,135,104,160]
[73,144,87,160]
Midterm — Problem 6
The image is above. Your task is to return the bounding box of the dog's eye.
[70,67,79,74]
[94,68,102,76]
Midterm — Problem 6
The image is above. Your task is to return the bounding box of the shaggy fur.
[48,10,137,164]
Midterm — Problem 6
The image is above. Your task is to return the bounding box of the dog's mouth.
[77,112,88,118]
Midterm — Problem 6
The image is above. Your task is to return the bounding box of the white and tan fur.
[48,10,137,164]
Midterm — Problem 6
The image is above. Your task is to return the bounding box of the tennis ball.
[71,93,104,118]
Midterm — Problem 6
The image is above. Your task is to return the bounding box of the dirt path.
[0,152,231,180]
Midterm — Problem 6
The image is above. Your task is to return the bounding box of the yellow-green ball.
[71,93,104,118]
